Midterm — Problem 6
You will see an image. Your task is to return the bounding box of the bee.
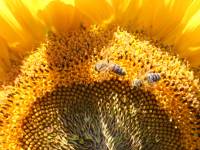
[146,73,161,83]
[95,60,126,76]
[132,79,143,88]
[109,63,126,75]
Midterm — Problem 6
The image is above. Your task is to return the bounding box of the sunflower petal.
[175,10,200,66]
[75,0,114,23]
[38,0,91,33]
[121,0,200,66]
[38,1,75,32]
[4,0,45,42]
[0,0,46,81]
[106,0,132,17]
[0,37,10,80]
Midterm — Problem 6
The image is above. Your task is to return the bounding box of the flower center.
[1,25,199,150]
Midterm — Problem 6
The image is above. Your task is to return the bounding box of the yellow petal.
[120,0,190,34]
[0,37,10,80]
[120,0,200,66]
[0,0,47,81]
[175,10,200,66]
[38,1,75,32]
[4,0,45,42]
[21,0,75,16]
[106,0,132,17]
[75,0,114,23]
[38,0,91,32]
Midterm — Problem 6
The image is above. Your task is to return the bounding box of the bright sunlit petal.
[75,0,114,23]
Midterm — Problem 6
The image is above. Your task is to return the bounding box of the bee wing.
[132,79,143,88]
[95,61,109,72]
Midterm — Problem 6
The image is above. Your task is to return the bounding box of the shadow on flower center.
[20,81,182,150]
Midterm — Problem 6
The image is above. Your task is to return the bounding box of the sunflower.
[0,0,200,149]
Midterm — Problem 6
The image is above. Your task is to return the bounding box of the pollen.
[0,24,199,150]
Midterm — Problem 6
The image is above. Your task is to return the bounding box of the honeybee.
[146,73,161,83]
[95,60,126,76]
[110,63,126,75]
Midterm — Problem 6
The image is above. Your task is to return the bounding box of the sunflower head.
[0,0,200,150]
